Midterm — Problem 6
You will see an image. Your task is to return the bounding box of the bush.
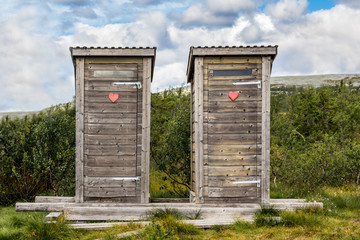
[0,102,75,205]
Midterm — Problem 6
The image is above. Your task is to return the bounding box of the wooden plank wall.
[202,56,263,203]
[82,57,145,203]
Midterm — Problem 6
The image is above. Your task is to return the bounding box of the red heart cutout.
[228,91,239,101]
[109,93,119,102]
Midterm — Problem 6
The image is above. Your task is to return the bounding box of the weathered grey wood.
[208,134,261,145]
[85,177,138,187]
[85,125,140,135]
[35,196,75,203]
[207,166,259,177]
[261,56,271,205]
[206,176,259,187]
[207,101,261,113]
[207,144,261,155]
[85,187,136,197]
[71,47,156,57]
[208,123,261,134]
[207,63,261,70]
[84,103,140,113]
[207,187,257,198]
[204,56,263,64]
[141,57,151,203]
[208,90,261,101]
[194,57,204,203]
[75,57,85,203]
[192,46,277,57]
[85,155,138,167]
[85,134,137,145]
[84,166,136,177]
[86,63,138,70]
[207,112,261,123]
[207,155,260,166]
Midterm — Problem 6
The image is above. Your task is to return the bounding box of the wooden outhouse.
[187,46,277,204]
[70,47,156,203]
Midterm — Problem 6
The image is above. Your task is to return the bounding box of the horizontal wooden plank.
[84,57,143,64]
[206,176,259,187]
[208,79,262,88]
[85,145,140,156]
[207,112,261,123]
[85,93,138,103]
[207,63,261,70]
[208,90,261,101]
[203,197,259,203]
[208,123,261,134]
[208,134,261,145]
[194,47,276,57]
[204,56,263,64]
[85,103,140,113]
[208,144,261,155]
[207,187,257,198]
[207,166,259,177]
[85,155,139,167]
[85,82,141,91]
[85,80,140,87]
[206,101,261,113]
[85,134,137,145]
[86,63,138,71]
[86,90,142,98]
[72,48,155,57]
[207,155,260,166]
[85,113,140,124]
[85,124,140,135]
[84,166,137,177]
[85,187,136,197]
[85,177,138,188]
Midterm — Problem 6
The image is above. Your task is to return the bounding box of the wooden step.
[63,205,260,221]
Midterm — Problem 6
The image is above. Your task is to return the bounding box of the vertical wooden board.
[75,57,85,203]
[261,56,271,204]
[194,57,204,203]
[141,57,151,203]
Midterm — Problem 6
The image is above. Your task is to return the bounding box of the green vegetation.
[271,83,360,196]
[150,87,191,197]
[0,102,75,205]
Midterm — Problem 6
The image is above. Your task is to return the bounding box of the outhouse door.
[83,58,142,202]
[206,59,262,202]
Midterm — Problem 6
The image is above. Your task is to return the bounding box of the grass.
[1,186,360,239]
[149,170,189,198]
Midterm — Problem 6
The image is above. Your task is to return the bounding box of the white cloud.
[206,0,256,13]
[0,6,73,111]
[152,62,187,91]
[268,5,360,75]
[336,0,360,8]
[266,0,308,21]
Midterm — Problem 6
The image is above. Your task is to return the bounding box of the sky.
[0,0,359,112]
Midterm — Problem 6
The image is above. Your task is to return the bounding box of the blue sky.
[0,0,359,111]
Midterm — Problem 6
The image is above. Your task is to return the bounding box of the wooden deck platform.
[16,197,322,228]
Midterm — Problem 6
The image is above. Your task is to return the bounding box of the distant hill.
[271,74,360,88]
[0,111,40,120]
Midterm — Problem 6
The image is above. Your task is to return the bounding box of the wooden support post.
[75,58,85,203]
[141,58,151,203]
[261,56,271,205]
[194,57,204,203]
